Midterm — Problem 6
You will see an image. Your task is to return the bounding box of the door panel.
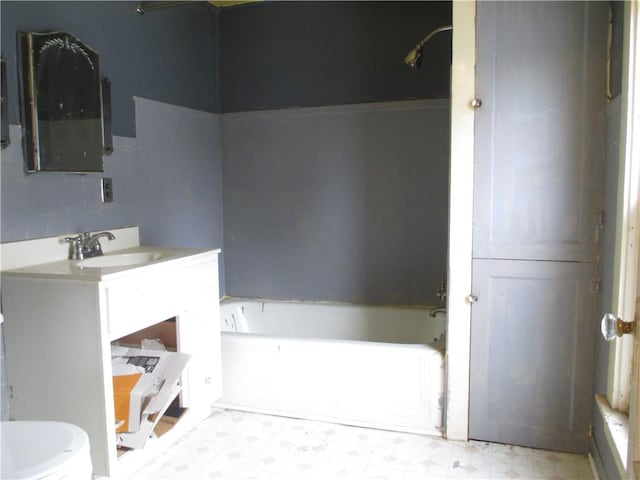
[469,259,598,453]
[473,1,606,262]
[470,1,608,453]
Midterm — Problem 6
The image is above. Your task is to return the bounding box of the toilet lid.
[1,421,90,479]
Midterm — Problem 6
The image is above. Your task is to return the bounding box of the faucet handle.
[64,235,85,260]
[64,234,84,244]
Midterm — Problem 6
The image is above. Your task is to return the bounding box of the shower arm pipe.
[411,25,453,53]
[136,1,201,15]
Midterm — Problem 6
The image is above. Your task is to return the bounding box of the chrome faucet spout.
[85,231,116,250]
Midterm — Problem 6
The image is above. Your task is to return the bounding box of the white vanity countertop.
[2,246,221,281]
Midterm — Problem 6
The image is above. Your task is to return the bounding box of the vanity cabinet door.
[177,266,222,411]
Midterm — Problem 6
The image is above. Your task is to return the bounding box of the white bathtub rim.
[220,297,447,346]
[221,295,443,311]
[221,330,445,350]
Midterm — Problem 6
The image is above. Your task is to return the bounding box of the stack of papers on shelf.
[111,345,190,449]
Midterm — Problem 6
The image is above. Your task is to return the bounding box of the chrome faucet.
[65,231,116,260]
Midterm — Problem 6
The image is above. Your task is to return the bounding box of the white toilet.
[0,421,92,480]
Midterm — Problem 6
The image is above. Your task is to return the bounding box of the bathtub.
[216,299,446,436]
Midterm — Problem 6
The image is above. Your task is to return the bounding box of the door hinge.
[593,279,601,295]
[588,423,594,438]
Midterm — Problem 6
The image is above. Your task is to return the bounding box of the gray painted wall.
[2,127,137,242]
[222,99,450,305]
[609,1,624,99]
[219,1,452,112]
[134,97,224,252]
[1,1,219,137]
[1,104,224,246]
[219,2,452,305]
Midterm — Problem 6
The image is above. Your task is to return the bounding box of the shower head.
[404,47,423,69]
[404,24,452,69]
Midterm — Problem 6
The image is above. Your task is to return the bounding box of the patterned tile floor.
[124,409,594,480]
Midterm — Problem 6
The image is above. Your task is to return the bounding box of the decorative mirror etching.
[18,31,105,172]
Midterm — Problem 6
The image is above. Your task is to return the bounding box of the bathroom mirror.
[18,31,110,173]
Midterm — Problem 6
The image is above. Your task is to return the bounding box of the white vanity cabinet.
[2,247,221,478]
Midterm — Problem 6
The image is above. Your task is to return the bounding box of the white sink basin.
[77,252,162,268]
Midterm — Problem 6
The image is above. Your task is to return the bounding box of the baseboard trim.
[590,436,608,480]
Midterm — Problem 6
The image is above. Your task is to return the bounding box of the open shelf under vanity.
[2,242,222,478]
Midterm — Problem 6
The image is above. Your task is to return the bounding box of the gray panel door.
[469,259,598,453]
[470,1,607,453]
[473,1,606,262]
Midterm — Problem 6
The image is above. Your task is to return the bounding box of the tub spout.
[429,307,447,318]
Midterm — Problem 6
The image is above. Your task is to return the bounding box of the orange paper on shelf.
[113,373,142,433]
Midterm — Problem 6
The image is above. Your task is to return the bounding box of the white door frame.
[631,294,640,478]
[445,0,476,441]
[621,0,640,475]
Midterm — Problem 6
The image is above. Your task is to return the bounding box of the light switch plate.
[101,177,113,203]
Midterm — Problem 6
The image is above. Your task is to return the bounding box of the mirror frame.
[17,31,111,173]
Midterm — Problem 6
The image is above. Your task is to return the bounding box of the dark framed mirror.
[18,31,110,173]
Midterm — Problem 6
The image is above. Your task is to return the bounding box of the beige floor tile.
[123,409,593,480]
